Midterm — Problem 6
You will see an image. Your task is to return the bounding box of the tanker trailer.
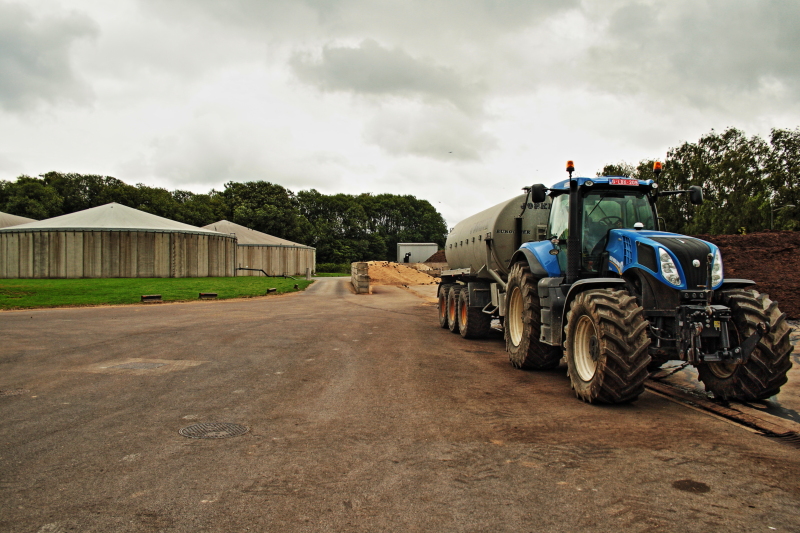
[439,190,551,339]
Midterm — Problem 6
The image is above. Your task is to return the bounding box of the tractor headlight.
[659,248,682,286]
[711,249,723,287]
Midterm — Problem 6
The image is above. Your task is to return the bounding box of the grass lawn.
[0,277,314,310]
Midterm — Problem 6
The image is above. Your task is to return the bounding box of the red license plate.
[609,178,638,186]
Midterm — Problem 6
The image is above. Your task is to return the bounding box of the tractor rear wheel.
[447,285,462,333]
[438,283,454,328]
[565,288,651,403]
[458,286,492,339]
[504,263,562,369]
[697,289,792,401]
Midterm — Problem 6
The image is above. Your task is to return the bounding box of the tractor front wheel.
[565,288,651,403]
[697,289,792,401]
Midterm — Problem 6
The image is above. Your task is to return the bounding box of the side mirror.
[531,184,547,203]
[689,185,703,205]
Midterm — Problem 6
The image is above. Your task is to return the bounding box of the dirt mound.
[424,250,446,262]
[367,261,440,286]
[693,231,800,319]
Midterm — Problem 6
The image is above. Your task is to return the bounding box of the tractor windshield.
[582,190,656,272]
[583,191,655,231]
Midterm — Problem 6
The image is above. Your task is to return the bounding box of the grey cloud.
[0,2,98,112]
[363,106,497,161]
[140,0,577,42]
[291,40,484,113]
[582,1,800,110]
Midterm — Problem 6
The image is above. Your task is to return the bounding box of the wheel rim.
[707,361,737,379]
[448,291,457,323]
[508,286,523,346]
[460,298,468,326]
[439,293,447,321]
[574,315,599,382]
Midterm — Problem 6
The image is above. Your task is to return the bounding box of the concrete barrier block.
[350,262,371,294]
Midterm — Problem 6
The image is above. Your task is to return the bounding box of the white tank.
[445,194,551,280]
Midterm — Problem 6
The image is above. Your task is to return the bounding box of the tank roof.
[0,203,227,236]
[202,220,313,248]
[0,211,37,229]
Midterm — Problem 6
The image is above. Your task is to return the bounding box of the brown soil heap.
[424,249,446,262]
[693,231,799,319]
[367,261,440,286]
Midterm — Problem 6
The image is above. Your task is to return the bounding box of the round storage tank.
[0,203,236,278]
[202,220,316,277]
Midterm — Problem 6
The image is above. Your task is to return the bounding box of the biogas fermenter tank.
[445,193,551,280]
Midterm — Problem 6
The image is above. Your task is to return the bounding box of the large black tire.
[504,263,562,369]
[447,285,462,334]
[438,283,454,328]
[697,289,793,401]
[458,286,492,339]
[564,288,651,404]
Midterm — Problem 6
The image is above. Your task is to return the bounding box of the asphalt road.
[1,277,799,533]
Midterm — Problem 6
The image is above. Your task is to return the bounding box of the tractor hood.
[605,229,723,290]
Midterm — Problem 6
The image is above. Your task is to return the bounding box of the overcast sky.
[2,0,799,227]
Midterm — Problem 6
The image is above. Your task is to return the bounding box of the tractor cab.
[544,176,660,276]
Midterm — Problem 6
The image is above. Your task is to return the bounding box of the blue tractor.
[441,161,792,404]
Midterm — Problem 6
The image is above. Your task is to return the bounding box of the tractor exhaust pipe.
[566,161,580,285]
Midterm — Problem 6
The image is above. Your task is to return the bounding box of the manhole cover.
[112,362,166,370]
[179,422,249,439]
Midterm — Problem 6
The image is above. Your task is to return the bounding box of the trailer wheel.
[565,288,651,403]
[697,289,792,401]
[447,285,462,333]
[438,283,454,328]
[458,286,492,339]
[504,263,562,369]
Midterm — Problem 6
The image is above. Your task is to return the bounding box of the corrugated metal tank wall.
[0,230,236,278]
[235,245,316,276]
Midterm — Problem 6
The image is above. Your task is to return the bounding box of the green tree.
[766,128,800,230]
[0,176,64,219]
[223,181,313,244]
[601,127,785,235]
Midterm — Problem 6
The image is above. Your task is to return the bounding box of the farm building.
[202,220,315,277]
[0,203,235,278]
[0,211,36,229]
[396,243,439,263]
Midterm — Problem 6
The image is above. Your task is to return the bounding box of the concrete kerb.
[351,262,371,294]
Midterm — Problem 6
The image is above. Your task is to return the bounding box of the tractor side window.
[549,194,570,274]
[628,196,656,230]
[549,194,569,240]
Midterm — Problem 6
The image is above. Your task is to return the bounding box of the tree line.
[599,127,800,235]
[0,173,448,263]
[2,126,797,263]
